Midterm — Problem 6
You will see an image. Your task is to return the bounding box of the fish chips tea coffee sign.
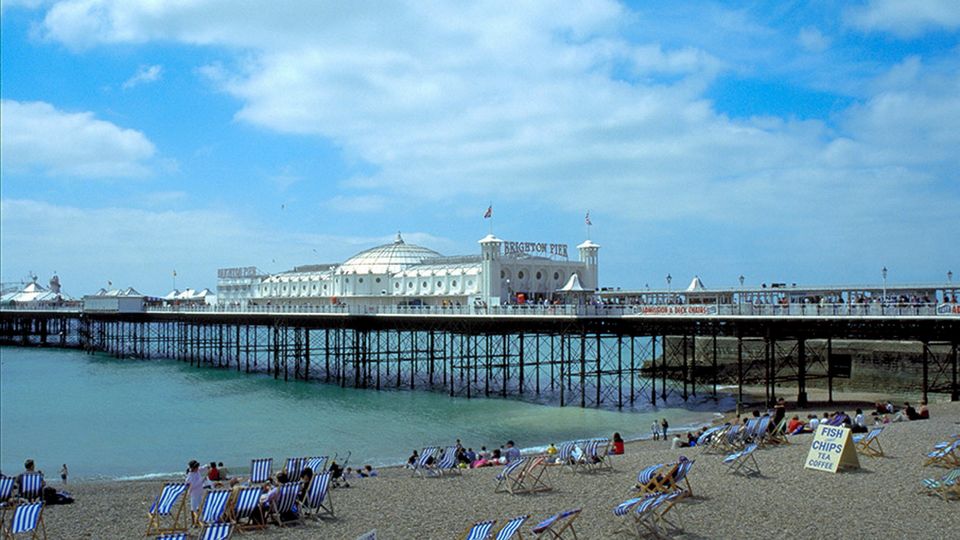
[805,425,860,473]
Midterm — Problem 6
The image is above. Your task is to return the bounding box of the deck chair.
[581,439,608,471]
[633,463,667,494]
[460,519,496,540]
[853,427,885,457]
[228,486,265,531]
[553,442,577,469]
[284,457,306,480]
[16,474,44,503]
[0,476,15,520]
[145,482,189,536]
[156,534,186,540]
[517,457,553,494]
[924,439,960,468]
[664,458,694,496]
[494,515,529,540]
[765,418,790,445]
[249,458,273,484]
[531,508,581,539]
[920,469,960,500]
[436,446,462,476]
[304,456,328,475]
[3,502,44,540]
[635,491,684,539]
[413,447,440,478]
[723,443,761,477]
[695,426,724,450]
[268,481,303,527]
[199,523,234,540]
[494,458,528,494]
[302,471,334,519]
[198,489,231,526]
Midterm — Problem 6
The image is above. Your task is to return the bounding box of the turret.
[478,234,503,305]
[577,239,600,290]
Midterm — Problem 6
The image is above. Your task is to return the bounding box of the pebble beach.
[28,400,960,539]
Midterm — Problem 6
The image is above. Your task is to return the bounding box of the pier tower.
[577,239,600,290]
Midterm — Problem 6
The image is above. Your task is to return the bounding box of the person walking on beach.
[661,418,669,440]
[60,464,68,485]
[651,420,660,441]
[185,460,208,525]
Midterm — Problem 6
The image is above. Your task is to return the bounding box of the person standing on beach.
[661,418,669,440]
[185,460,208,525]
[651,420,660,440]
[60,464,68,485]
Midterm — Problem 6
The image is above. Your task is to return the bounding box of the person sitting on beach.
[670,434,684,449]
[686,432,697,447]
[918,400,930,419]
[807,414,820,431]
[852,409,868,433]
[15,459,45,496]
[208,462,220,482]
[491,448,504,465]
[248,480,280,525]
[217,462,229,480]
[546,443,558,457]
[787,415,805,434]
[612,433,625,455]
[872,402,886,415]
[405,450,419,469]
[362,465,378,477]
[298,468,313,502]
[885,401,895,413]
[895,402,919,421]
[504,441,521,463]
[465,448,477,463]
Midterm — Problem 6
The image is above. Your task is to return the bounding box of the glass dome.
[338,232,442,275]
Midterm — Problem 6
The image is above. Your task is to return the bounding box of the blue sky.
[2,0,958,296]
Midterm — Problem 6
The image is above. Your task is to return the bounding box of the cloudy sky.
[2,0,958,296]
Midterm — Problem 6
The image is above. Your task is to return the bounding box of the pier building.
[217,233,599,308]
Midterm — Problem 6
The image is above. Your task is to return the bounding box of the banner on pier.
[636,305,719,316]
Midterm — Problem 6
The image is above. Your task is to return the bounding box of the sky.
[1,0,958,296]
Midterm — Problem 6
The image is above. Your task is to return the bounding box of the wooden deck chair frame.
[3,501,45,540]
[516,457,553,494]
[198,523,234,540]
[198,489,231,527]
[437,446,463,477]
[494,458,528,494]
[302,472,334,520]
[268,481,303,527]
[494,515,529,540]
[920,469,960,501]
[923,439,960,468]
[630,493,672,539]
[854,428,885,458]
[145,482,189,536]
[532,508,581,539]
[766,418,790,445]
[612,496,647,536]
[249,458,273,484]
[228,486,266,532]
[633,463,669,494]
[662,459,694,496]
[459,519,496,540]
[724,444,761,477]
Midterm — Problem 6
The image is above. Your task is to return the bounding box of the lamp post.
[666,274,672,304]
[881,266,888,311]
[949,270,953,284]
[739,274,745,314]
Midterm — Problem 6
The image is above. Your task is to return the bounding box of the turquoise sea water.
[0,346,719,480]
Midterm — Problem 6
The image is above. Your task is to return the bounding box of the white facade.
[218,232,599,307]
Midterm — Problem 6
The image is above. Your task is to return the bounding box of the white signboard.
[804,424,860,473]
[636,305,719,316]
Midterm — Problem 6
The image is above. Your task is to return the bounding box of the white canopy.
[686,276,706,291]
[557,273,592,292]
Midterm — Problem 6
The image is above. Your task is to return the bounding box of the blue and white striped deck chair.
[269,481,303,527]
[853,427,885,457]
[612,496,647,535]
[0,476,15,521]
[3,502,44,540]
[460,519,496,540]
[494,515,529,540]
[249,458,273,484]
[198,489,231,526]
[633,463,666,494]
[494,458,528,494]
[228,486,264,531]
[145,482,189,536]
[437,446,462,476]
[920,469,960,500]
[665,458,694,496]
[752,416,772,445]
[723,443,761,477]
[305,456,328,474]
[924,439,960,468]
[302,471,333,519]
[413,447,440,478]
[157,534,186,540]
[582,439,607,471]
[531,508,581,539]
[554,441,577,469]
[695,426,723,450]
[284,457,307,480]
[634,491,684,538]
[17,473,44,503]
[199,523,234,540]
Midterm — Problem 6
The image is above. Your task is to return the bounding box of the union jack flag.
[483,205,492,219]
[585,211,592,226]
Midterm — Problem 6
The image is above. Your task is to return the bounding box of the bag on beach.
[43,486,74,505]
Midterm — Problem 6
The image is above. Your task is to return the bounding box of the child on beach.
[60,464,68,485]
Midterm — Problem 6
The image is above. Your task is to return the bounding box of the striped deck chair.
[853,427,885,458]
[198,489,231,526]
[302,471,334,519]
[199,523,234,540]
[531,508,581,539]
[924,439,960,468]
[0,476,15,519]
[723,443,761,477]
[494,515,529,540]
[157,534,187,540]
[228,486,264,531]
[634,491,684,538]
[752,416,772,445]
[269,481,303,527]
[16,474,44,503]
[145,482,189,536]
[695,426,724,450]
[436,446,463,476]
[612,496,647,536]
[413,447,440,478]
[494,458,528,494]
[633,463,667,494]
[517,457,553,494]
[664,458,694,496]
[920,469,960,500]
[581,439,606,471]
[284,457,307,480]
[719,424,745,451]
[305,456,328,474]
[554,442,577,469]
[767,418,790,445]
[460,519,496,540]
[249,458,273,484]
[3,502,44,540]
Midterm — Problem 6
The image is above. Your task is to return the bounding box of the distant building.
[217,232,599,307]
[82,287,147,313]
[163,288,217,306]
[0,275,75,305]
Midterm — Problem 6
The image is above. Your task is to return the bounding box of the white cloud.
[798,26,830,52]
[0,99,156,178]
[846,0,960,37]
[122,64,162,89]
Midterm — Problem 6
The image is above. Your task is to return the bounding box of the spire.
[395,231,404,244]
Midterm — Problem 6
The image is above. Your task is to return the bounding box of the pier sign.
[804,425,859,473]
[936,303,960,316]
[636,305,719,316]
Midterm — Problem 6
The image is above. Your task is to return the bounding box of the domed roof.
[338,232,442,275]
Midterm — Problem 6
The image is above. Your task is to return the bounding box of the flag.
[483,205,492,219]
[585,211,592,226]
[173,269,177,277]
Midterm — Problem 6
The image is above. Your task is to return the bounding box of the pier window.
[518,271,525,279]
[536,271,542,280]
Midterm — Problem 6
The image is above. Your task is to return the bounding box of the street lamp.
[666,274,672,304]
[739,274,745,311]
[881,266,888,306]
[949,270,953,284]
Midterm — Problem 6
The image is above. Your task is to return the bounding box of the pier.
[2,305,957,409]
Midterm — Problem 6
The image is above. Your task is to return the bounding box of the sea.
[0,346,723,481]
